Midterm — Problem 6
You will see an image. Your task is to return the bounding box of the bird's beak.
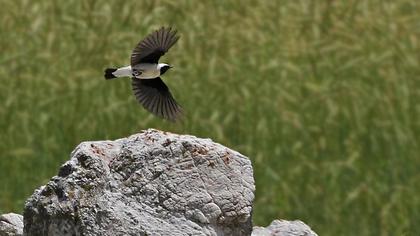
[169,65,174,69]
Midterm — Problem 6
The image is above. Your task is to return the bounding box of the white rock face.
[252,220,318,236]
[0,213,23,236]
[23,129,255,236]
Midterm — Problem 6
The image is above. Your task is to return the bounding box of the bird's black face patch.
[160,65,172,75]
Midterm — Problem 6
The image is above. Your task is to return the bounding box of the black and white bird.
[104,27,182,121]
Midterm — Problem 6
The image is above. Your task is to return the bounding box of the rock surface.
[23,129,255,236]
[0,213,23,236]
[252,220,318,236]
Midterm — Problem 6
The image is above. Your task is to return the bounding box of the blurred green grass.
[1,0,419,235]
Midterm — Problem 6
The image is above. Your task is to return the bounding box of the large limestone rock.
[0,213,23,236]
[23,129,255,236]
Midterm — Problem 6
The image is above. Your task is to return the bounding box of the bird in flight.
[104,27,182,121]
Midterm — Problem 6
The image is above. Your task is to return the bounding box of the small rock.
[0,213,23,236]
[252,220,318,236]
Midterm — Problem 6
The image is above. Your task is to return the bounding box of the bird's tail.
[104,68,117,80]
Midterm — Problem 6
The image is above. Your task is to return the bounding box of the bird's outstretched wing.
[132,78,183,121]
[131,27,180,65]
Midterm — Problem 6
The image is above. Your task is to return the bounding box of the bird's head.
[158,63,173,76]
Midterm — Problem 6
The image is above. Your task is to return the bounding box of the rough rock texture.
[0,213,23,236]
[24,129,255,236]
[252,220,318,236]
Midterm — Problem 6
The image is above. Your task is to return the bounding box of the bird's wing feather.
[131,78,182,121]
[131,27,180,65]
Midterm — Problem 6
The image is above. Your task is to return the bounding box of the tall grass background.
[1,0,419,235]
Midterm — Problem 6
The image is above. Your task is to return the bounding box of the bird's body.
[107,63,170,79]
[104,27,182,121]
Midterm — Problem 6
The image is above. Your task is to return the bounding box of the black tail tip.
[104,68,117,79]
